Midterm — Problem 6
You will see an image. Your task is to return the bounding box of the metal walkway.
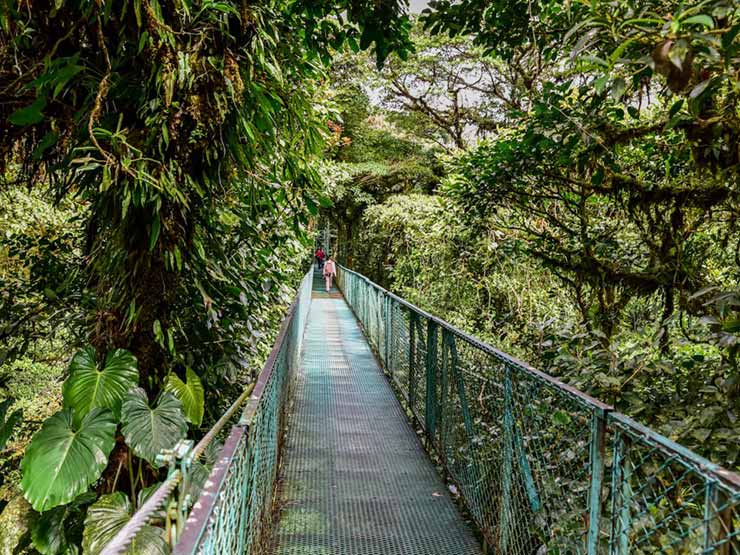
[273,273,482,554]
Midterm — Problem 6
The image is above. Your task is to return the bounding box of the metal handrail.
[175,270,309,552]
[173,266,314,554]
[99,267,314,555]
[336,264,611,413]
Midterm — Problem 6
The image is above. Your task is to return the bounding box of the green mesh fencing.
[104,262,740,555]
[173,268,314,554]
[336,265,740,555]
[98,268,314,555]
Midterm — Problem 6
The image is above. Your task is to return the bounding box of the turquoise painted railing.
[99,267,314,555]
[336,265,740,555]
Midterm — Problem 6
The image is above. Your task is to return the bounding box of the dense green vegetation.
[0,0,738,552]
[0,1,410,552]
[324,6,740,472]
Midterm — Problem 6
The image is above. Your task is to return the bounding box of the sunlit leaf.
[681,14,714,28]
[164,368,205,426]
[21,408,116,511]
[82,492,168,555]
[121,388,187,466]
[62,347,138,422]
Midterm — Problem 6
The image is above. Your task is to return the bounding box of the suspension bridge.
[102,265,740,555]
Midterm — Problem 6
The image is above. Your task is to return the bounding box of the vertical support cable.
[587,409,607,554]
[704,481,736,555]
[439,329,450,454]
[409,310,418,408]
[704,480,716,552]
[608,431,632,555]
[383,295,395,376]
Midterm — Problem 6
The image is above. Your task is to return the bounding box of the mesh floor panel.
[274,276,482,555]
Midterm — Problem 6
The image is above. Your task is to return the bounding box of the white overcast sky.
[410,0,430,13]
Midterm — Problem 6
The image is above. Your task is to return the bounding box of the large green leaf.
[62,347,138,422]
[31,506,68,555]
[121,388,187,466]
[8,96,47,126]
[0,397,22,450]
[21,408,116,512]
[32,492,96,555]
[82,492,168,555]
[164,368,204,426]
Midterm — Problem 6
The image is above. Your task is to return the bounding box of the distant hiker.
[315,246,326,269]
[323,257,336,292]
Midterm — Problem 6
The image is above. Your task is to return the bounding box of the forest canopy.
[323,0,740,469]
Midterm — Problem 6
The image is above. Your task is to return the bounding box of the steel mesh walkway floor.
[274,276,482,555]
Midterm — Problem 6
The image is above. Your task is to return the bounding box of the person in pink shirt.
[323,257,336,292]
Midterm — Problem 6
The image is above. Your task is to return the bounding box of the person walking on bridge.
[323,256,336,292]
[315,246,326,270]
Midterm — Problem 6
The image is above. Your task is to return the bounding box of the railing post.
[439,329,450,454]
[587,409,607,554]
[499,366,514,555]
[705,480,718,553]
[608,431,632,555]
[425,319,439,439]
[409,310,418,407]
[157,439,194,546]
[384,295,392,371]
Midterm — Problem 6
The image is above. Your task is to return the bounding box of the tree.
[0,0,410,391]
[363,22,547,149]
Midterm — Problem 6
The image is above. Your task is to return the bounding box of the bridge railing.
[336,264,740,555]
[174,267,314,554]
[100,267,314,555]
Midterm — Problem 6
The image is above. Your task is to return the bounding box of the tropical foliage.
[0,0,411,552]
[1,0,739,551]
[325,0,740,470]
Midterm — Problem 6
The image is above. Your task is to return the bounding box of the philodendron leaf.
[0,397,22,450]
[21,408,116,511]
[164,368,204,426]
[32,492,96,555]
[31,505,69,555]
[82,492,168,555]
[63,347,138,422]
[121,388,187,466]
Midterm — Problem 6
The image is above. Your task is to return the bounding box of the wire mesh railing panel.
[336,264,740,555]
[173,268,314,555]
[440,331,601,554]
[608,413,740,555]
